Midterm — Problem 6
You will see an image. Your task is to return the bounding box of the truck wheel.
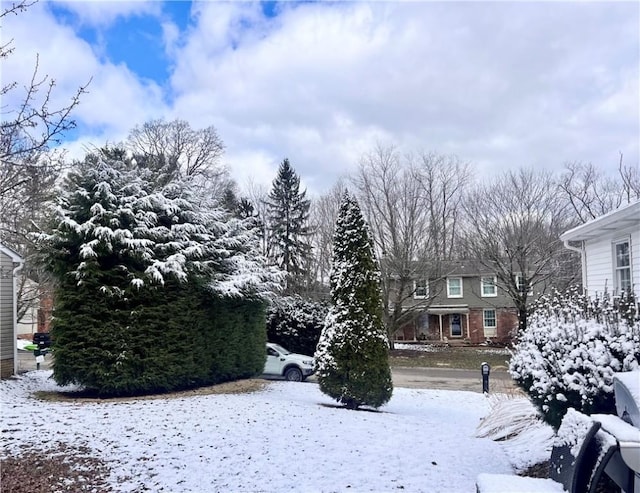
[284,367,303,382]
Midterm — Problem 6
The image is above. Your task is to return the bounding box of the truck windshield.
[271,344,291,355]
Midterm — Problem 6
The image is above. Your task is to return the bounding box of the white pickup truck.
[264,343,315,382]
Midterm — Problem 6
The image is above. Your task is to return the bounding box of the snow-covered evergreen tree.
[266,296,329,356]
[315,191,393,409]
[266,158,312,294]
[36,146,280,396]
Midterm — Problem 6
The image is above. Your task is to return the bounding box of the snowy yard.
[2,371,550,492]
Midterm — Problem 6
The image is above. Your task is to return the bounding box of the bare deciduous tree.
[352,144,436,344]
[617,153,640,204]
[352,144,476,343]
[463,168,578,334]
[1,0,89,325]
[307,180,346,299]
[127,119,230,200]
[1,1,89,171]
[559,155,640,224]
[416,152,472,260]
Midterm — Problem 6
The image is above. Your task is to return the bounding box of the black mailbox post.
[481,362,491,394]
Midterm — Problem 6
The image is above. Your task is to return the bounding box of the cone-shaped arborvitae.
[315,191,393,409]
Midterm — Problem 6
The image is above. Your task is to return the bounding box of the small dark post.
[481,362,491,394]
[34,349,42,370]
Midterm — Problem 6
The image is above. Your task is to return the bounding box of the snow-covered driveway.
[2,371,517,492]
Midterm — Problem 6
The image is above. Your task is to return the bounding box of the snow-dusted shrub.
[36,148,280,396]
[266,296,328,356]
[509,288,640,429]
[316,192,392,409]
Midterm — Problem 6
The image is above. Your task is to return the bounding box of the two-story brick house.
[393,261,519,345]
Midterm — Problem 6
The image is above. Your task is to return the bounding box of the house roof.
[0,243,23,263]
[428,304,470,314]
[439,260,495,277]
[560,200,640,242]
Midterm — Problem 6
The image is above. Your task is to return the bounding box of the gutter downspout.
[12,260,24,376]
[564,239,587,295]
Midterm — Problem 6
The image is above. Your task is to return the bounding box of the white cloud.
[3,1,637,195]
[167,1,638,193]
[2,2,168,150]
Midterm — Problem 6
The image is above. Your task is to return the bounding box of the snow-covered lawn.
[2,371,548,492]
[394,343,510,356]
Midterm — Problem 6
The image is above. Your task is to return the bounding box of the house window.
[614,239,632,294]
[414,279,428,299]
[447,277,463,298]
[481,276,497,297]
[483,309,497,329]
[515,275,532,295]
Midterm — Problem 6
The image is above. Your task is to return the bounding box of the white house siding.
[583,224,640,298]
[1,251,16,378]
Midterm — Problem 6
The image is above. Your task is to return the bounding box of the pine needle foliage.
[36,147,275,397]
[316,191,393,409]
[266,158,312,294]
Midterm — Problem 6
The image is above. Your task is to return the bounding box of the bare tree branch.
[1,55,91,169]
[127,119,230,200]
[0,0,89,323]
[559,158,639,224]
[351,144,471,344]
[463,168,579,334]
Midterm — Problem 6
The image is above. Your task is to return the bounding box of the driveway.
[17,350,53,372]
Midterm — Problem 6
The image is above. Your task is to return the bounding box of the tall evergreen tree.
[35,146,280,396]
[266,158,312,294]
[315,191,393,409]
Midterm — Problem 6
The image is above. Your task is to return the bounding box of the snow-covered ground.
[394,343,510,356]
[2,371,549,492]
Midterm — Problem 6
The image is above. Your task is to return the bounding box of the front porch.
[394,305,471,342]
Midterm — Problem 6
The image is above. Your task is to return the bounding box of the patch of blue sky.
[165,1,193,33]
[261,1,281,18]
[60,120,118,150]
[47,4,98,47]
[47,2,194,86]
[102,15,168,82]
[261,0,319,18]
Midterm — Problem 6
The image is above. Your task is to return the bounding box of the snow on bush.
[32,147,281,395]
[509,287,640,429]
[266,296,329,356]
[38,148,281,298]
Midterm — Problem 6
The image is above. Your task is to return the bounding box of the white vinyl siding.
[584,226,639,298]
[447,277,463,298]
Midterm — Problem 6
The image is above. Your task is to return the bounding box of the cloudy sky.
[3,1,638,195]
